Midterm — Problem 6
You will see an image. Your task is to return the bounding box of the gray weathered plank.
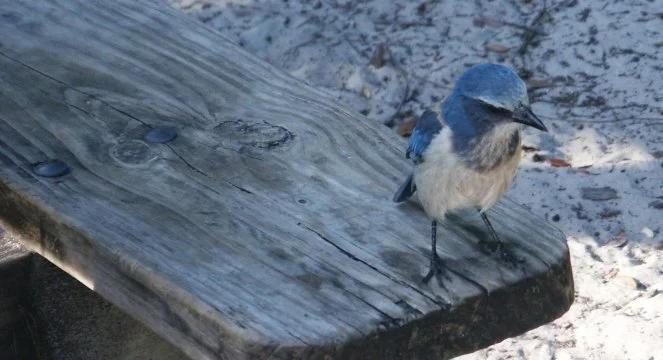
[0,1,573,359]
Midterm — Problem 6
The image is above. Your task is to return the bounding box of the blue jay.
[393,64,547,285]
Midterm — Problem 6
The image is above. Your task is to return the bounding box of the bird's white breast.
[413,127,522,220]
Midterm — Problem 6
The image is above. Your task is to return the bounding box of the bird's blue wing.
[406,110,443,163]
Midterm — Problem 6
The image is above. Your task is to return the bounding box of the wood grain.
[0,1,573,359]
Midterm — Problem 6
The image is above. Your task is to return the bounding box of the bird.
[393,63,547,285]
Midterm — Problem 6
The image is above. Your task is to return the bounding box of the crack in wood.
[395,299,425,316]
[444,267,490,296]
[164,144,209,177]
[165,145,255,195]
[227,182,253,194]
[298,223,449,308]
[0,49,150,127]
[286,331,312,346]
[340,287,399,329]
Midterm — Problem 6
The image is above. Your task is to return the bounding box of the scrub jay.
[393,63,547,285]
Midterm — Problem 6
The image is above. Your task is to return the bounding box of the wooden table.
[0,1,573,359]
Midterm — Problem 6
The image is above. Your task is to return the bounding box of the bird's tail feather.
[393,173,416,202]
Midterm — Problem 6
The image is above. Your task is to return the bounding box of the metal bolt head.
[145,127,177,144]
[33,160,70,178]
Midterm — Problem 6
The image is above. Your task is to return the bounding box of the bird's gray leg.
[422,220,450,286]
[480,212,501,243]
[478,211,524,266]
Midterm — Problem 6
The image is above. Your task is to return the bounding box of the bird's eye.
[484,103,512,116]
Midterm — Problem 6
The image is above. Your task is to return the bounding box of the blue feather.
[406,110,443,163]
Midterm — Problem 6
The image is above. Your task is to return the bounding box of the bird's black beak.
[513,106,547,132]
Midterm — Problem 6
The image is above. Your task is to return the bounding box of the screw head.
[145,127,177,144]
[33,160,70,178]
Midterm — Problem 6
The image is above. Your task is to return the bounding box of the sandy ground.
[173,1,663,359]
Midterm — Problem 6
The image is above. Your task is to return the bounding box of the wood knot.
[213,119,294,154]
[145,127,177,144]
[110,140,156,167]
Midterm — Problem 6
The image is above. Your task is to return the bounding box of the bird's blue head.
[442,64,547,139]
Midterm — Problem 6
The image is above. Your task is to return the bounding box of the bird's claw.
[422,253,451,287]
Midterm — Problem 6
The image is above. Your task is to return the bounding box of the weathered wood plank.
[0,1,573,359]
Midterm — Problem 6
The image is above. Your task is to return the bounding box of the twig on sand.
[517,1,549,56]
[473,16,546,36]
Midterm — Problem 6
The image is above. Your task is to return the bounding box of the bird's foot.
[422,253,451,287]
[479,240,525,267]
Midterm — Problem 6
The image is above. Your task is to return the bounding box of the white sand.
[174,1,663,358]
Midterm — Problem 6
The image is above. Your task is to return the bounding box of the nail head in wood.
[32,160,71,178]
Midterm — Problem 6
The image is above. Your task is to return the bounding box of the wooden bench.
[0,1,573,359]
[0,231,32,357]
